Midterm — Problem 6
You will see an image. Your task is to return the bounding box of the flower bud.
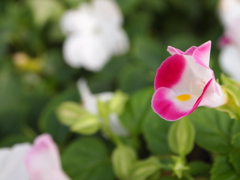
[71,115,100,135]
[130,157,161,180]
[56,102,88,126]
[111,144,137,180]
[168,117,195,156]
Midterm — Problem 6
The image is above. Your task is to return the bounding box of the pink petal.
[167,46,184,55]
[192,41,211,67]
[184,46,197,55]
[25,134,69,180]
[154,54,186,90]
[152,79,213,121]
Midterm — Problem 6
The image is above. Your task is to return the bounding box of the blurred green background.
[0,0,222,165]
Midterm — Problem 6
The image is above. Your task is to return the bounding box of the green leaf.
[133,37,166,70]
[168,117,195,156]
[142,110,172,155]
[0,134,33,147]
[211,156,240,180]
[120,87,154,135]
[117,0,141,15]
[39,86,79,145]
[229,148,240,173]
[62,137,114,180]
[118,63,152,93]
[188,108,240,153]
[188,161,211,176]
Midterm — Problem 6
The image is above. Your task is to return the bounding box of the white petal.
[103,26,129,55]
[60,3,97,34]
[219,0,240,27]
[63,33,111,71]
[0,143,31,180]
[25,134,70,180]
[109,113,128,136]
[77,78,98,114]
[219,44,240,82]
[77,78,113,114]
[96,92,113,102]
[172,55,213,97]
[199,82,227,107]
[93,0,123,25]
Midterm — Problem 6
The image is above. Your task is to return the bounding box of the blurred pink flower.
[218,0,240,81]
[61,0,129,71]
[152,41,226,121]
[0,134,69,180]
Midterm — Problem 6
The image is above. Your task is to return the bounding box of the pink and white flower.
[218,0,240,82]
[0,134,69,180]
[152,41,227,121]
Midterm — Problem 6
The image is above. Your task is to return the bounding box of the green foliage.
[120,87,154,135]
[142,111,172,155]
[39,86,79,145]
[211,156,240,180]
[188,108,240,153]
[62,137,114,180]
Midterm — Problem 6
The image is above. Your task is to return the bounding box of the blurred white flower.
[0,134,69,180]
[61,0,129,71]
[218,0,240,81]
[77,78,128,136]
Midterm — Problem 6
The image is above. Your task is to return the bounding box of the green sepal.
[216,74,240,120]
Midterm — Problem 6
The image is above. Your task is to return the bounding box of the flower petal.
[152,79,213,121]
[93,0,123,25]
[25,134,69,180]
[0,143,31,180]
[192,41,211,67]
[63,33,111,71]
[109,113,128,136]
[167,46,184,55]
[219,44,240,82]
[154,54,186,90]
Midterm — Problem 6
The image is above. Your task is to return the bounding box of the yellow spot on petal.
[176,94,191,101]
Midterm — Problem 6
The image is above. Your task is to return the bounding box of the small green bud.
[112,144,137,180]
[109,91,128,115]
[56,102,88,126]
[71,115,100,135]
[130,156,161,180]
[97,99,110,119]
[168,117,195,156]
